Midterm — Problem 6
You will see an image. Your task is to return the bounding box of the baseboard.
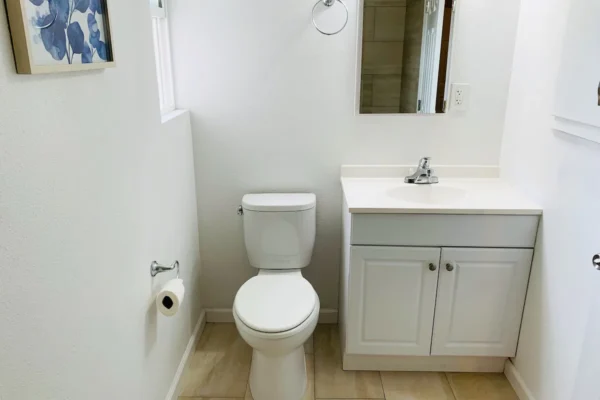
[504,359,536,400]
[206,308,338,324]
[205,308,235,323]
[318,308,338,323]
[165,310,207,400]
[343,353,506,372]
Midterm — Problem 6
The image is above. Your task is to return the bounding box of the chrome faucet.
[405,157,439,184]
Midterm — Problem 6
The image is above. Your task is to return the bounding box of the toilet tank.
[242,193,316,270]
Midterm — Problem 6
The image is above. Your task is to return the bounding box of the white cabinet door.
[347,246,441,356]
[431,248,533,357]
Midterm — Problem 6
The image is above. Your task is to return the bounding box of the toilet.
[233,193,320,400]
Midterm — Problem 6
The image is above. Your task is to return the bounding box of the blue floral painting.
[25,0,110,65]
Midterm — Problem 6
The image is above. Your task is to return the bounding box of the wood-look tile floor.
[178,324,519,400]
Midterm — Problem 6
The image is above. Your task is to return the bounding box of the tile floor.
[178,323,519,400]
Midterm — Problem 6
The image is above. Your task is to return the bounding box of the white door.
[431,248,533,357]
[347,246,441,356]
[417,0,445,113]
[571,254,600,400]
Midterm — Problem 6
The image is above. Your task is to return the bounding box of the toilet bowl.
[234,271,320,400]
[234,193,319,400]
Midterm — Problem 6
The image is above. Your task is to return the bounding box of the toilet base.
[249,346,307,400]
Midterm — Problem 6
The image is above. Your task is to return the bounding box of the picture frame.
[5,0,116,74]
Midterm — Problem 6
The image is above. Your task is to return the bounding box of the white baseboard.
[206,308,338,324]
[343,354,506,372]
[504,359,536,400]
[165,310,207,400]
[205,308,235,323]
[318,308,338,324]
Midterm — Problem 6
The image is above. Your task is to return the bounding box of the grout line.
[313,325,324,399]
[444,372,459,400]
[177,397,244,399]
[310,353,316,400]
[377,370,386,400]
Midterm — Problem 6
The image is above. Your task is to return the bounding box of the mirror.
[359,0,456,114]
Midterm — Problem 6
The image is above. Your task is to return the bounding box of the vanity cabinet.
[347,245,533,358]
[340,203,540,371]
[347,246,441,356]
[431,248,533,357]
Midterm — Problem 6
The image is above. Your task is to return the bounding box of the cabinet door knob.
[429,263,437,271]
[593,254,600,271]
[446,263,454,272]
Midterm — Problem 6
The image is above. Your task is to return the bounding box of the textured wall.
[170,0,521,310]
[0,0,201,398]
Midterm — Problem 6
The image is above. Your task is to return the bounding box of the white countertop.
[341,177,542,215]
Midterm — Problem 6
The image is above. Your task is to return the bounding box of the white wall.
[500,0,600,398]
[0,1,201,399]
[169,0,522,309]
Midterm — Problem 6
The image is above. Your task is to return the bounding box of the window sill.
[161,109,189,125]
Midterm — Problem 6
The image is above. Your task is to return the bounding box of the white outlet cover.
[451,83,470,111]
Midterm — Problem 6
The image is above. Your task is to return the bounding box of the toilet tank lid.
[242,193,316,212]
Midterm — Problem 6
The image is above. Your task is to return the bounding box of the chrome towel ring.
[312,0,349,36]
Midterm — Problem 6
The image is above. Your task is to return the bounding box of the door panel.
[432,248,533,357]
[571,264,600,399]
[347,246,441,356]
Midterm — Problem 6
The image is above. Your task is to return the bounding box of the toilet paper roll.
[156,279,185,317]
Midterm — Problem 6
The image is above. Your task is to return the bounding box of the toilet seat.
[234,274,317,334]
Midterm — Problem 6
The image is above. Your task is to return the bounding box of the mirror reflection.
[359,0,456,114]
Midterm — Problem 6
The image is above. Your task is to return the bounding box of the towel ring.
[312,0,349,36]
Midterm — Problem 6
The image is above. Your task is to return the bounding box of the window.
[150,0,175,115]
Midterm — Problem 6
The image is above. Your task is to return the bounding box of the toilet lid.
[234,275,316,333]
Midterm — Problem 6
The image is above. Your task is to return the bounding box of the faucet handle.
[418,157,431,169]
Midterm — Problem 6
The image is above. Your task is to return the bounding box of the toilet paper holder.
[150,260,180,278]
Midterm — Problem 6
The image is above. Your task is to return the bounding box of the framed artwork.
[553,0,600,143]
[5,0,115,74]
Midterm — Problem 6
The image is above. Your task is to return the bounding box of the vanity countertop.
[341,176,542,215]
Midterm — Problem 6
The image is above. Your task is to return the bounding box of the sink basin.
[387,185,467,205]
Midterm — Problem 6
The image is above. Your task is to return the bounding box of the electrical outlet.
[451,83,470,111]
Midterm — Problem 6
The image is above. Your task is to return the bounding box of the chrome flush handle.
[593,254,600,271]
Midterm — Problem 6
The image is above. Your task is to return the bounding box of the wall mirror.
[359,0,456,114]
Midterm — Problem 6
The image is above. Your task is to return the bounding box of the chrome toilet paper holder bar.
[150,260,180,278]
